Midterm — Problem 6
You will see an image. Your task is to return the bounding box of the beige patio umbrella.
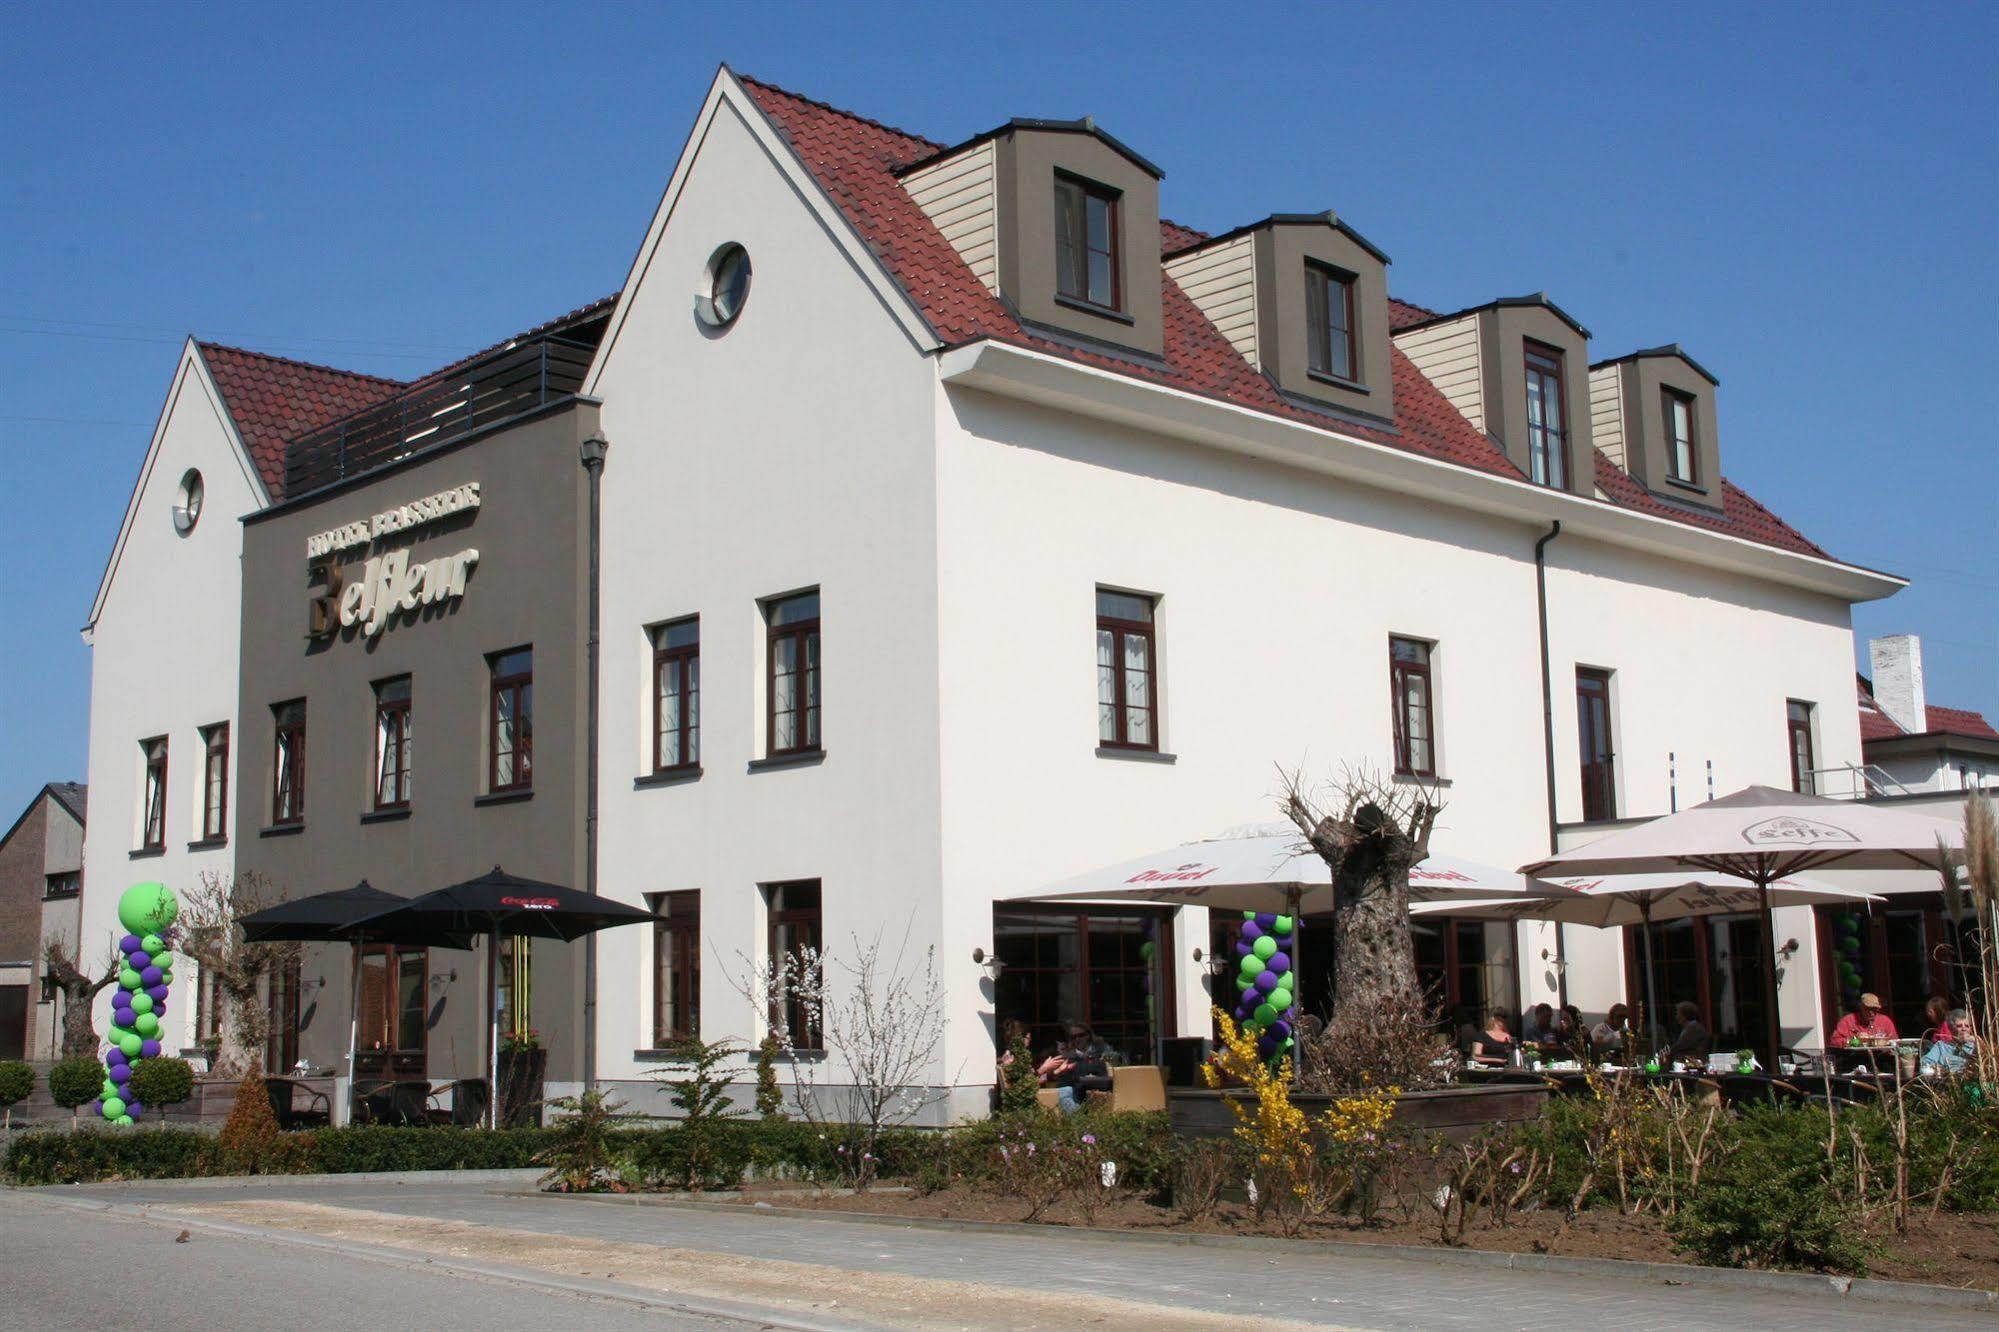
[1518,786,1962,1066]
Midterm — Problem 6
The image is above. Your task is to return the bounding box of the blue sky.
[1,3,1993,818]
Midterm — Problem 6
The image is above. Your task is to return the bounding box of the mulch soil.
[715,1185,1999,1292]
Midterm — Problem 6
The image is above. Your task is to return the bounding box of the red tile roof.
[197,344,405,500]
[740,75,1833,560]
[1856,678,1999,743]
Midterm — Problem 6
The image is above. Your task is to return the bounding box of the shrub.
[537,1089,637,1191]
[997,1033,1040,1116]
[214,1071,283,1173]
[755,1037,785,1120]
[306,1126,558,1173]
[1172,1137,1238,1222]
[0,1060,33,1130]
[6,1128,213,1185]
[47,1057,103,1120]
[1669,1148,1873,1273]
[626,1123,755,1191]
[126,1058,195,1121]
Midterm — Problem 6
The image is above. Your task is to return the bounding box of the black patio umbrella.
[238,881,473,1108]
[346,867,659,1126]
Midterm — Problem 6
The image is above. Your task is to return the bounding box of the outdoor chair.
[1084,1065,1167,1114]
[444,1078,490,1127]
[264,1076,331,1131]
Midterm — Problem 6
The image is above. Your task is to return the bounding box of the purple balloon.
[1271,1019,1292,1039]
[1255,1035,1277,1057]
[140,1039,161,1059]
[110,1062,131,1084]
[125,1100,143,1117]
[1253,970,1279,993]
[1233,940,1252,958]
[1267,951,1291,973]
[1239,920,1263,941]
[1254,913,1277,929]
[141,966,163,986]
[147,985,169,1003]
[105,1047,127,1067]
[119,935,142,954]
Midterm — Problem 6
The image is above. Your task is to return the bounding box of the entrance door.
[355,945,427,1080]
[0,986,25,1059]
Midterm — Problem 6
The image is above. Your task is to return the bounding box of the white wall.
[80,350,254,1054]
[589,92,946,1109]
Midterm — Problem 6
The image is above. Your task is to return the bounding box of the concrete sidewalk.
[35,1174,1994,1330]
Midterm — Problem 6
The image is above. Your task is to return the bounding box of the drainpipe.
[579,432,609,1092]
[1534,520,1567,1009]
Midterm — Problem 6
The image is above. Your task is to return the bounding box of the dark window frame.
[652,618,701,773]
[1053,171,1122,312]
[1389,637,1436,778]
[272,699,306,826]
[1576,667,1617,823]
[1787,700,1816,795]
[1523,340,1569,489]
[487,646,534,794]
[766,880,824,1052]
[139,736,168,851]
[1095,590,1158,751]
[650,890,702,1046]
[200,722,230,842]
[1305,260,1358,382]
[373,676,413,811]
[994,906,1177,1066]
[765,592,821,759]
[1662,386,1699,485]
[355,943,428,1080]
[266,952,301,1073]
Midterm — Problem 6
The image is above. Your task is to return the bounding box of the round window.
[698,243,752,328]
[172,469,204,534]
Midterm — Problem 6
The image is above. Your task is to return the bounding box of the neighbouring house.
[78,66,1911,1117]
[1855,635,1999,795]
[0,782,85,1059]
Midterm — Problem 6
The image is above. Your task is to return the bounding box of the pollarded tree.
[177,871,299,1079]
[41,937,120,1058]
[1281,766,1440,1027]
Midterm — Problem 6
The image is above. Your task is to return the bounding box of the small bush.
[47,1057,103,1117]
[309,1125,559,1174]
[6,1128,213,1185]
[127,1058,195,1119]
[755,1037,785,1120]
[626,1123,755,1191]
[1669,1149,1874,1273]
[0,1060,34,1129]
[997,1033,1040,1116]
[215,1071,283,1173]
[536,1090,635,1191]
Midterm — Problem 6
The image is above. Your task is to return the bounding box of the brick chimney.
[1868,634,1927,735]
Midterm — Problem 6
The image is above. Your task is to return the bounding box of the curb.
[22,1191,862,1332]
[516,1188,1999,1314]
[21,1167,541,1191]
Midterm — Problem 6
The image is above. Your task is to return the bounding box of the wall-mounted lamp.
[428,967,459,990]
[1539,948,1568,972]
[971,947,1004,981]
[1194,946,1229,977]
[1777,938,1800,960]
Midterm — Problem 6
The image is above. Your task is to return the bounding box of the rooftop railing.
[283,335,595,498]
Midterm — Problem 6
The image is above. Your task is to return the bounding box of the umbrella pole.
[346,934,364,1127]
[1639,898,1662,1057]
[488,926,501,1131]
[1288,886,1303,1088]
[1756,876,1783,1073]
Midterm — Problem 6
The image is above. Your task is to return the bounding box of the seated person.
[1830,993,1899,1048]
[1589,1003,1631,1056]
[1469,1010,1515,1066]
[1921,996,1958,1045]
[1922,1010,1977,1073]
[1043,1023,1114,1112]
[1666,1001,1711,1065]
[1520,1003,1558,1046]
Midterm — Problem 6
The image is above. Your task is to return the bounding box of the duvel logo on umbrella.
[1742,816,1861,847]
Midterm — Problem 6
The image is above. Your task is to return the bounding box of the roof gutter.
[1534,521,1567,1010]
[936,340,1906,605]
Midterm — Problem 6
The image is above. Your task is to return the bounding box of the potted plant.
[498,1028,546,1128]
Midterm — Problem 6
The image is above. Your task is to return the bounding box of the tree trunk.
[1324,806,1424,1025]
[43,941,115,1058]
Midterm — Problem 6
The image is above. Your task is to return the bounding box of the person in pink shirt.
[1922,996,1957,1044]
[1830,993,1899,1046]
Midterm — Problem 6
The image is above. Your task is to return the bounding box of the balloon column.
[97,882,180,1125]
[1232,910,1297,1063]
[1830,908,1867,1013]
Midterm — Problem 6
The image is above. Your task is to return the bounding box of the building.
[0,782,85,1059]
[79,68,1909,1116]
[1856,635,1998,795]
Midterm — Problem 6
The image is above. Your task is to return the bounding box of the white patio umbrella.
[1412,871,1887,1049]
[1518,786,1962,1066]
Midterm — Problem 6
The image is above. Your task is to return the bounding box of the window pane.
[1085,192,1112,252]
[1306,271,1329,372]
[1096,589,1152,622]
[1054,179,1081,297]
[660,618,698,651]
[687,657,701,761]
[1087,251,1113,306]
[768,592,819,627]
[1097,629,1117,741]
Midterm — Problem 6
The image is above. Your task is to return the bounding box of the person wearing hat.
[1830,993,1899,1047]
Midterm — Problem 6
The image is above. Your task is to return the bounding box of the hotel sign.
[306,483,481,641]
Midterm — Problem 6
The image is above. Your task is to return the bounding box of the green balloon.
[157,969,174,987]
[1242,911,1256,921]
[134,1012,160,1038]
[116,1115,134,1125]
[130,992,155,1016]
[1273,915,1294,936]
[108,1023,134,1046]
[1239,954,1263,977]
[118,968,143,991]
[119,1032,143,1057]
[1252,936,1277,960]
[102,1097,127,1118]
[101,1079,121,1100]
[1268,988,1293,1012]
[116,883,178,937]
[1253,1002,1278,1026]
[1139,941,1155,960]
[1235,977,1254,991]
[140,934,166,957]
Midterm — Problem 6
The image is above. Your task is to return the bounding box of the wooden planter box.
[1169,1083,1548,1142]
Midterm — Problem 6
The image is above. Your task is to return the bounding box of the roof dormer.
[900,118,1163,357]
[1588,346,1722,511]
[1394,294,1593,493]
[1164,213,1393,425]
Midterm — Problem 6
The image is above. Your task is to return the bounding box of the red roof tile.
[739,76,1834,559]
[1924,706,1999,742]
[197,344,405,500]
[1855,678,1999,744]
[1857,680,1904,741]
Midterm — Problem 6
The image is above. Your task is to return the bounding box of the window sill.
[186,836,228,852]
[1391,771,1452,788]
[749,749,825,774]
[1097,746,1177,764]
[635,765,703,790]
[633,1047,699,1063]
[128,847,164,860]
[1052,293,1136,326]
[360,807,412,824]
[259,822,305,838]
[1662,476,1709,496]
[1306,369,1371,395]
[474,789,534,808]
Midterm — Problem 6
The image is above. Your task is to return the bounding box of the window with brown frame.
[373,676,412,810]
[765,591,820,757]
[652,618,700,772]
[1054,173,1120,310]
[1523,341,1568,489]
[272,699,306,825]
[1096,588,1158,750]
[488,646,533,792]
[355,943,427,1080]
[1576,668,1617,823]
[1305,262,1357,381]
[650,890,701,1045]
[139,737,167,851]
[1390,637,1436,777]
[199,722,229,842]
[766,880,823,1051]
[1787,700,1817,794]
[1663,387,1698,484]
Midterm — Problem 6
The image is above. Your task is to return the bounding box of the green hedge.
[4,1125,561,1186]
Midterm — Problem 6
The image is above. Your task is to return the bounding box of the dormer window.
[1663,387,1698,485]
[1524,341,1569,488]
[1305,263,1357,382]
[1053,173,1120,310]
